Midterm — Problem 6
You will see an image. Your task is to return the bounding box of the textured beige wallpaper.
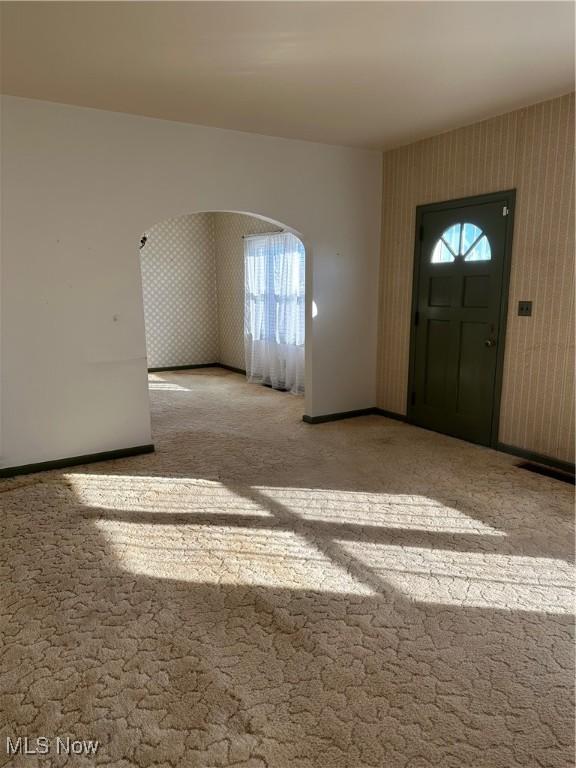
[140,213,219,368]
[378,93,575,463]
[213,213,282,370]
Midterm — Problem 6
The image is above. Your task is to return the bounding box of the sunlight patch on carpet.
[64,475,273,517]
[338,541,575,613]
[254,486,505,536]
[95,520,375,593]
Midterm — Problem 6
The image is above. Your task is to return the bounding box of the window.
[244,232,305,393]
[431,223,491,263]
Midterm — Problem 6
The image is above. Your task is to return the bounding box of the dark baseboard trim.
[148,363,218,372]
[303,407,378,424]
[217,363,247,376]
[497,442,575,474]
[0,444,155,479]
[374,408,408,422]
[303,407,409,425]
[147,363,247,375]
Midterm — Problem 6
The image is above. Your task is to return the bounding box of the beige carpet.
[1,368,574,768]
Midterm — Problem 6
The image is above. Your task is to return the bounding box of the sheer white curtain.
[244,232,305,394]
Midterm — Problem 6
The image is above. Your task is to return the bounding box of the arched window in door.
[431,223,492,263]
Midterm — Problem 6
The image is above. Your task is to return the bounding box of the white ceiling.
[1,1,574,149]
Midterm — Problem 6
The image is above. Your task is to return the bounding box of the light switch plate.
[518,300,532,317]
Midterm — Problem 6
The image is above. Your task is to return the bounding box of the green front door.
[409,193,514,446]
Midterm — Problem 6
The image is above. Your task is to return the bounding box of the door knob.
[484,337,496,348]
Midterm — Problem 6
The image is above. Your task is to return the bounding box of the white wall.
[0,96,382,468]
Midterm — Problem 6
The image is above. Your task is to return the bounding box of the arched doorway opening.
[137,210,307,436]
